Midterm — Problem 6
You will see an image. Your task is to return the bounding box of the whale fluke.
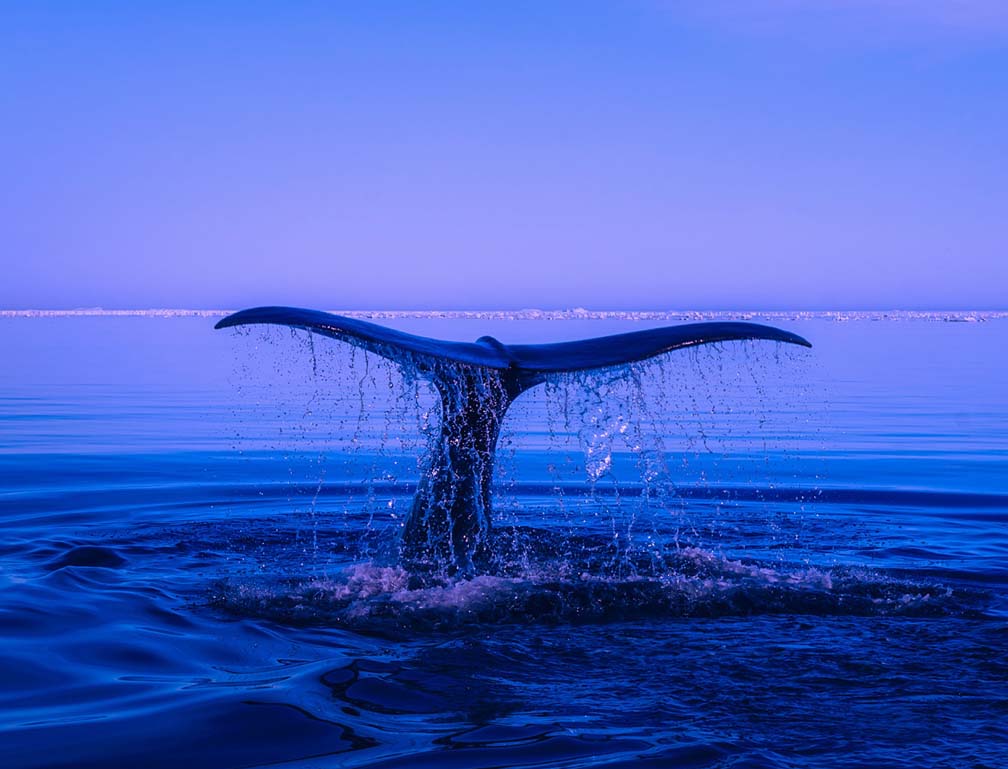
[217,307,811,575]
[215,306,810,372]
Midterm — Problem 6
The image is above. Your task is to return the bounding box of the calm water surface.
[1,314,1006,768]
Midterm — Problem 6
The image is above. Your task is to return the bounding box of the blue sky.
[1,1,1005,309]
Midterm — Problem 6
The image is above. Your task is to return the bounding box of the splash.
[217,307,811,578]
[201,320,993,630]
[212,544,976,632]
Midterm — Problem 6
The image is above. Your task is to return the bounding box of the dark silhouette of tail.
[216,307,811,574]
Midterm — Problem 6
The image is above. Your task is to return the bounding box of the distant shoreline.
[1,309,1005,322]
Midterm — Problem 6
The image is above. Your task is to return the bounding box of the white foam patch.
[216,546,967,627]
[675,547,835,589]
[280,550,841,610]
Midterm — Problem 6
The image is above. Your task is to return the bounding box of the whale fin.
[215,307,811,376]
[215,306,511,369]
[505,321,811,373]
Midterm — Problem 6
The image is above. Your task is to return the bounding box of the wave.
[211,543,985,633]
[5,479,1005,520]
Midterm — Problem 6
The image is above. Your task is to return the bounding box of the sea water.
[1,312,1006,768]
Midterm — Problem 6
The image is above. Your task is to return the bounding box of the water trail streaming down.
[212,308,965,629]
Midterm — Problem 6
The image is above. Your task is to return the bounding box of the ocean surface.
[2,312,1006,768]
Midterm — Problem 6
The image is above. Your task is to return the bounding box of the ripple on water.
[45,545,128,571]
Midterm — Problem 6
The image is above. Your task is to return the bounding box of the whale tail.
[215,306,810,376]
[216,307,811,574]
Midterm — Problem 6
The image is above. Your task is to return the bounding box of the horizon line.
[1,308,1006,319]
